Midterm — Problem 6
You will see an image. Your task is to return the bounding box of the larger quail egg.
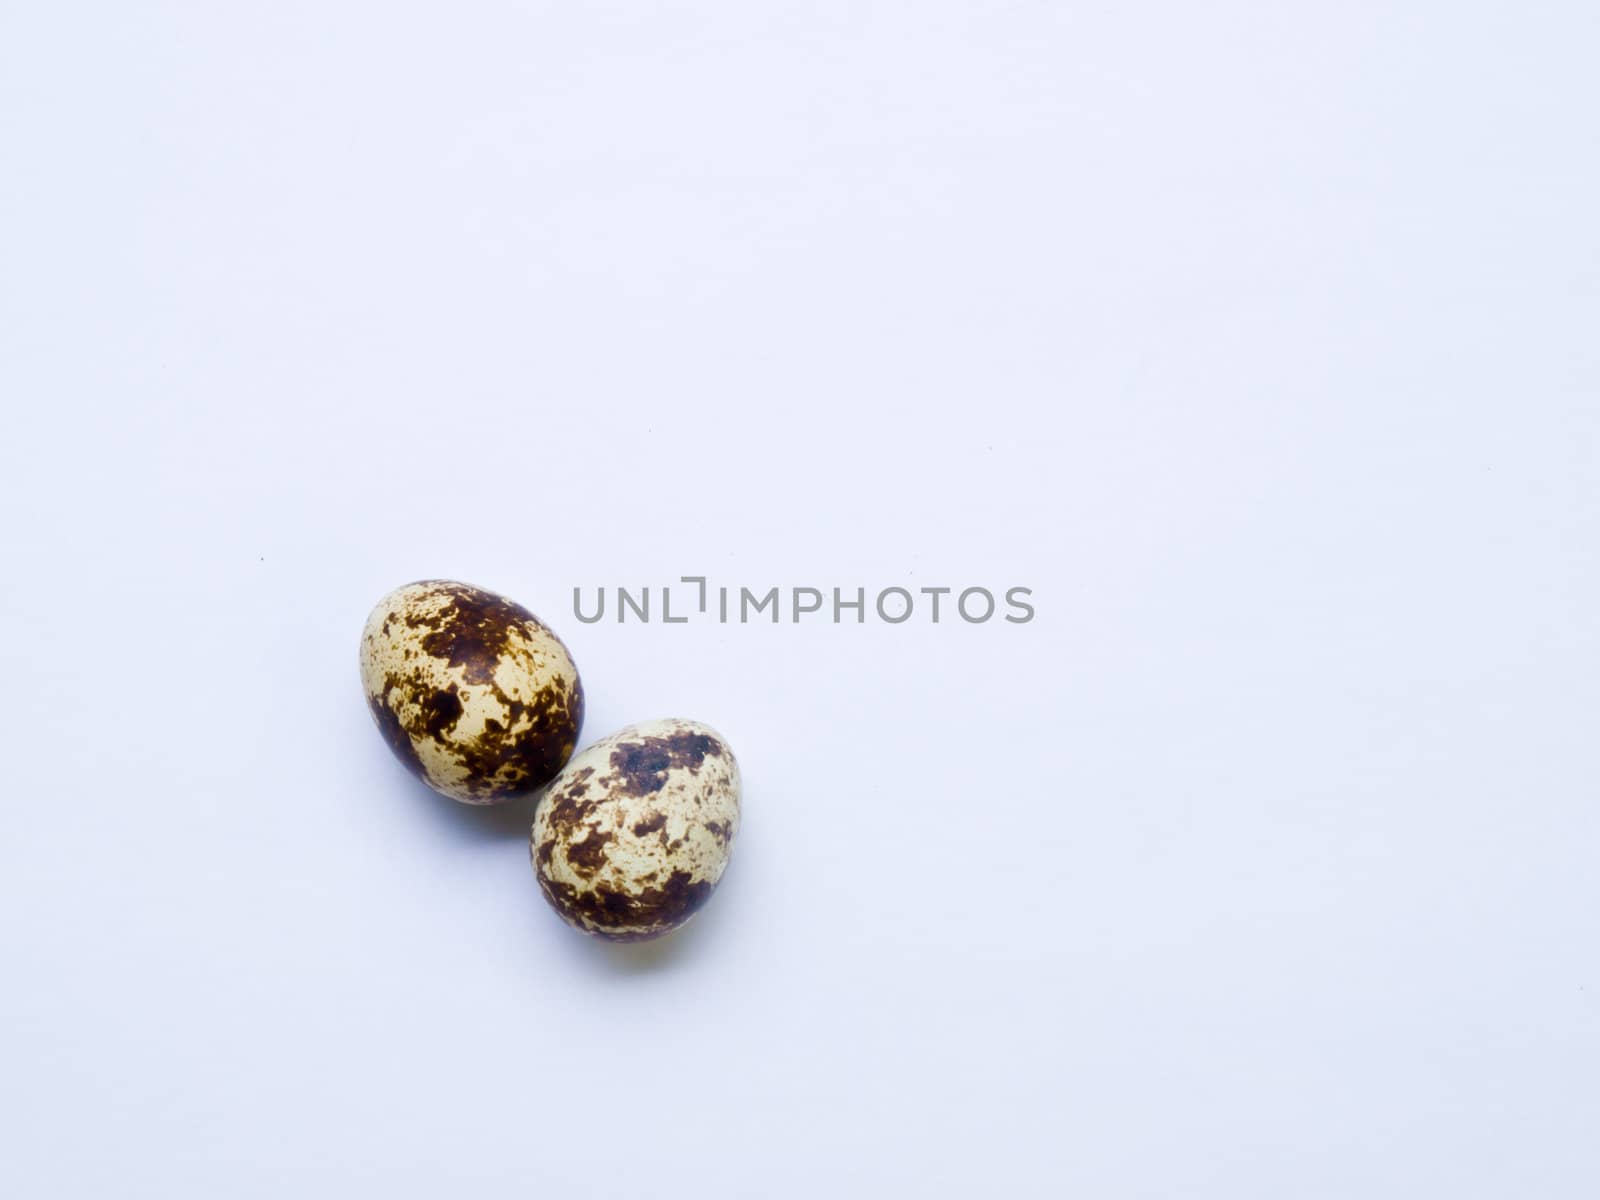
[360,580,584,804]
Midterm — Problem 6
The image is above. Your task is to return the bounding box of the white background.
[3,3,1597,1196]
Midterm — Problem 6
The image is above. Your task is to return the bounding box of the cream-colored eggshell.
[531,718,740,941]
[360,580,584,804]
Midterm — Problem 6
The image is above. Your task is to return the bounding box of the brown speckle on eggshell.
[360,580,584,804]
[532,718,741,942]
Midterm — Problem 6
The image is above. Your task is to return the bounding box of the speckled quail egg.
[532,718,740,941]
[360,580,584,804]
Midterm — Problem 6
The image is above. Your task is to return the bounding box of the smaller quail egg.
[531,718,740,942]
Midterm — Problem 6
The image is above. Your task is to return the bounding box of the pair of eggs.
[359,580,740,942]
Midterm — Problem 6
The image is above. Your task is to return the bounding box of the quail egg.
[360,580,584,804]
[532,718,740,941]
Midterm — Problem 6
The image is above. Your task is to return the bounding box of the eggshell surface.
[360,580,584,804]
[532,718,740,941]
